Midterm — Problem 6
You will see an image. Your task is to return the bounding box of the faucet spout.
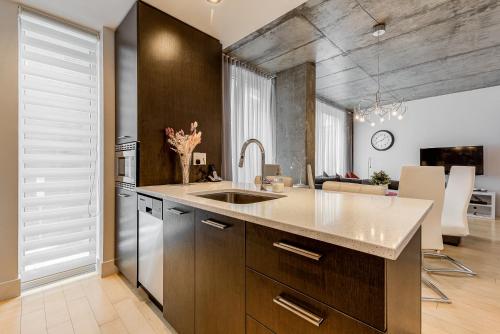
[238,139,266,189]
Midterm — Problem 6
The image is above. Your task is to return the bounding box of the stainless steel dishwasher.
[138,194,163,307]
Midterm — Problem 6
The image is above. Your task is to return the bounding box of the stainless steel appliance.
[115,142,138,185]
[138,194,163,306]
[115,141,139,285]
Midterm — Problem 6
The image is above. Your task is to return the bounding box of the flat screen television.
[420,146,484,175]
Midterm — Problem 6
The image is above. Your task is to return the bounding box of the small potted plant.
[165,122,202,185]
[371,170,391,188]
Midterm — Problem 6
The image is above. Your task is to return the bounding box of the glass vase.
[179,153,191,185]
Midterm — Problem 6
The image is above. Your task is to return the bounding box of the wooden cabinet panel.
[195,210,245,334]
[115,3,138,144]
[246,269,382,334]
[115,189,137,285]
[246,223,386,330]
[163,201,195,334]
[247,316,274,334]
[137,2,222,186]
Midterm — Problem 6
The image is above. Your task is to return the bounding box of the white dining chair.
[399,166,450,303]
[424,166,476,276]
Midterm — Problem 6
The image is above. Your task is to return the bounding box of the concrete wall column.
[275,62,316,184]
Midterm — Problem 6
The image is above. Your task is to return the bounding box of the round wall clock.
[371,130,395,151]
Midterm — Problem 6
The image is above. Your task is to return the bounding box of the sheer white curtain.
[315,100,347,177]
[223,57,276,183]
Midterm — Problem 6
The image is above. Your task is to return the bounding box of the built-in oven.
[115,142,138,187]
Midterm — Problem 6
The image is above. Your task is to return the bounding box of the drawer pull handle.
[168,208,187,215]
[118,193,130,198]
[201,219,228,230]
[117,135,131,139]
[273,296,324,327]
[273,242,322,261]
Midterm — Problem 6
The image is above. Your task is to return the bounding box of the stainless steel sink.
[193,191,284,204]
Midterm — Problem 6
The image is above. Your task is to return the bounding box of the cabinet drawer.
[246,269,382,334]
[246,223,386,330]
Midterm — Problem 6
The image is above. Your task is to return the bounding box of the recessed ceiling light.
[207,0,223,4]
[372,23,386,37]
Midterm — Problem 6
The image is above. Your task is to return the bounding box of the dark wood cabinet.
[246,316,274,334]
[115,1,222,185]
[163,201,195,334]
[115,189,138,285]
[246,223,386,330]
[195,210,246,334]
[246,269,382,334]
[115,3,138,144]
[157,200,421,334]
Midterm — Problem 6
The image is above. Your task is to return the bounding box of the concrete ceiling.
[17,0,306,47]
[225,0,500,109]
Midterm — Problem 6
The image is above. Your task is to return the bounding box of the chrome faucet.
[238,139,266,189]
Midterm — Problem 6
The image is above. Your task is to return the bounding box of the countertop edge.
[136,187,424,260]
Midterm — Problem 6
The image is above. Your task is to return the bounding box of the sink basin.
[193,191,284,204]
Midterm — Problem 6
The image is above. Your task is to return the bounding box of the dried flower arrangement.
[165,122,202,184]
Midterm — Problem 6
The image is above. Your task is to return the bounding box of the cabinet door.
[195,210,245,334]
[163,201,195,334]
[115,188,137,285]
[115,3,138,144]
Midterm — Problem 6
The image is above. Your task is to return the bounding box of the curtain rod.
[223,54,276,79]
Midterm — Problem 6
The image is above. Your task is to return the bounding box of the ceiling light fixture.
[206,0,223,4]
[354,23,408,125]
[372,23,386,37]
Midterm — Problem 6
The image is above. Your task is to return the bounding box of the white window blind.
[19,9,100,283]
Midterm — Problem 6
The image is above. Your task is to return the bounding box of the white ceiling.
[17,0,306,47]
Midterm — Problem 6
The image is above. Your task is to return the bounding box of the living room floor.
[0,219,498,334]
[422,218,500,334]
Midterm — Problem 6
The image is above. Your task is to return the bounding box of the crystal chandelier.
[354,23,408,126]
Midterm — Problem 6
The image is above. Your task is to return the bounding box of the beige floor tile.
[0,306,22,334]
[99,318,129,334]
[22,293,44,315]
[82,280,118,325]
[66,298,99,334]
[0,298,22,313]
[135,300,174,334]
[62,283,85,302]
[114,299,156,334]
[20,309,47,334]
[99,276,133,305]
[47,321,74,334]
[44,298,70,329]
[43,289,64,305]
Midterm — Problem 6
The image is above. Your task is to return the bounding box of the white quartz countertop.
[137,181,433,260]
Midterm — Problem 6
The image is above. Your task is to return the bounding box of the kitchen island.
[137,181,432,334]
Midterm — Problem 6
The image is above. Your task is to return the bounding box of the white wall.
[99,27,117,277]
[354,85,500,216]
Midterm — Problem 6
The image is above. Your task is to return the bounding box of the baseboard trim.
[0,277,21,301]
[99,259,118,277]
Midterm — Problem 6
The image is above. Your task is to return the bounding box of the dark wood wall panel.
[137,1,222,186]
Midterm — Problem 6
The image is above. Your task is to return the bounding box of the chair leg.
[423,251,477,276]
[422,276,451,304]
